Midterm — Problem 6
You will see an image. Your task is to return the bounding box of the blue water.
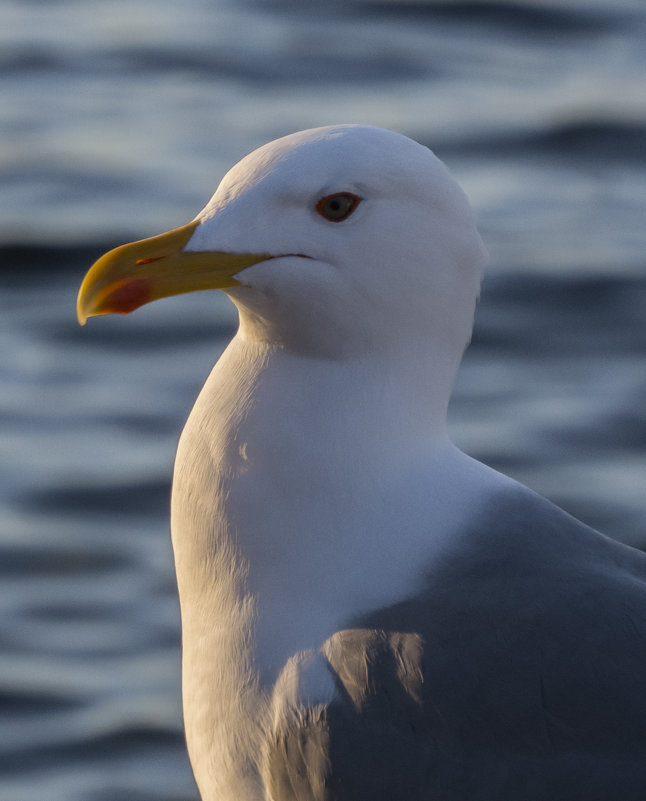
[2,1,646,799]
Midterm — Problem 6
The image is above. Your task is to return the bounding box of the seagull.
[77,125,646,801]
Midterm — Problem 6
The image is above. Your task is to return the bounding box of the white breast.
[170,333,512,800]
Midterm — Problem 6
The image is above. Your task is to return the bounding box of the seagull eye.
[316,192,361,222]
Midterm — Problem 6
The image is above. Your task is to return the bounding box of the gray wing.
[264,487,646,800]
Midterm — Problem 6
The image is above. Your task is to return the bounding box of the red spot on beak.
[100,278,152,314]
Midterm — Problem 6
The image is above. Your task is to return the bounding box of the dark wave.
[0,542,129,577]
[18,478,172,520]
[0,242,116,281]
[0,723,184,773]
[248,0,623,33]
[472,273,646,355]
[432,119,646,162]
[2,43,425,84]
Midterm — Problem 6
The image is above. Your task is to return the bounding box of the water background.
[2,1,645,799]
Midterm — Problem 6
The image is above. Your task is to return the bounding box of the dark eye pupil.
[317,193,360,222]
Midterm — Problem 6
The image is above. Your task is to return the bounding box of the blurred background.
[1,0,645,799]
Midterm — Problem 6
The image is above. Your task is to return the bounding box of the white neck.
[170,333,505,800]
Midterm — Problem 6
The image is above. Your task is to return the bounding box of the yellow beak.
[76,220,271,325]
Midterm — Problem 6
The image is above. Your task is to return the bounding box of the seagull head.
[77,125,486,361]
